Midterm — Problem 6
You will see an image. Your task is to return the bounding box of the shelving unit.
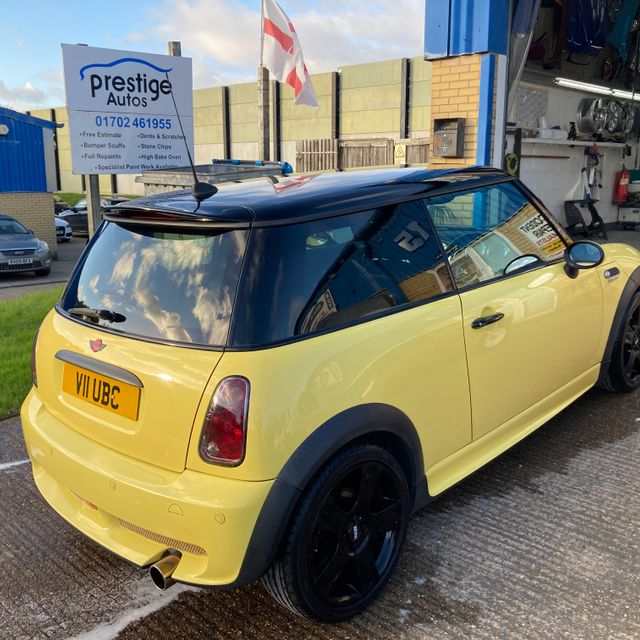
[521,138,626,149]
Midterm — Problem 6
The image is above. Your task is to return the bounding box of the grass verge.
[0,286,64,420]
[55,192,84,207]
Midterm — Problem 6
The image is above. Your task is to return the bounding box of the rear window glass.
[61,222,247,347]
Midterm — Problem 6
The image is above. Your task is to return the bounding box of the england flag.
[261,0,318,107]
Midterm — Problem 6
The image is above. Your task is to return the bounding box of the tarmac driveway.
[0,238,84,300]
[1,387,639,639]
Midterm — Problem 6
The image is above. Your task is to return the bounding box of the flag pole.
[258,0,270,160]
[260,0,265,67]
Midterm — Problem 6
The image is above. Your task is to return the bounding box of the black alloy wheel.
[602,292,640,392]
[621,295,640,387]
[262,444,410,622]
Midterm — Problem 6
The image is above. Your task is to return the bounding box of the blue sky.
[1,0,424,110]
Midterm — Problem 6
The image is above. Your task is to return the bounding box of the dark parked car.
[59,197,132,236]
[54,201,70,215]
[0,214,51,276]
[58,208,89,236]
[54,195,71,215]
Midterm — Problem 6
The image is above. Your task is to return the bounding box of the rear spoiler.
[104,207,251,229]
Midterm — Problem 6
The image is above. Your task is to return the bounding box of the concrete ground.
[597,228,640,250]
[1,385,640,639]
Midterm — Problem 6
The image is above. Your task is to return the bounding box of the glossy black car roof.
[114,166,511,226]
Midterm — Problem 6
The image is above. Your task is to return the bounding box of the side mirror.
[564,240,605,279]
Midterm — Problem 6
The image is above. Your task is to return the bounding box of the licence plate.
[8,258,33,266]
[62,363,140,420]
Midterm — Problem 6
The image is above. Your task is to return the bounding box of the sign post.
[86,174,101,237]
[62,43,193,235]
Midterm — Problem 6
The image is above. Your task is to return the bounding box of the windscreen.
[61,221,248,347]
[0,219,29,234]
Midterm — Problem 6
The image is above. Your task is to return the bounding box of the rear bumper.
[20,388,273,586]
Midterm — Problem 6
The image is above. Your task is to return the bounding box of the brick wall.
[429,54,483,167]
[0,192,57,258]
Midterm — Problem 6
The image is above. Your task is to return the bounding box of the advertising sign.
[62,44,193,174]
[517,212,565,259]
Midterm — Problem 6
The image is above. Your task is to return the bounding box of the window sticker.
[517,212,565,259]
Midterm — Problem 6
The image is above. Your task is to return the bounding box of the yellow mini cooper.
[21,167,640,622]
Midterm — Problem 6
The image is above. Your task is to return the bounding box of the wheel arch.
[230,403,429,588]
[598,265,640,387]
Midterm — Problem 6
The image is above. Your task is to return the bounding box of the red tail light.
[199,377,249,466]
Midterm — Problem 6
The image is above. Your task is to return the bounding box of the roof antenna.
[165,72,218,203]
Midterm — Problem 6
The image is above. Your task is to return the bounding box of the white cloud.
[0,80,48,110]
[0,67,68,111]
[152,0,425,88]
[5,0,426,109]
[154,0,258,75]
[294,0,425,71]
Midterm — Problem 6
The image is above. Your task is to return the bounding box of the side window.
[425,182,566,290]
[296,201,454,335]
[232,202,456,346]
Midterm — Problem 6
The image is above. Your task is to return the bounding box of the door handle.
[471,312,504,329]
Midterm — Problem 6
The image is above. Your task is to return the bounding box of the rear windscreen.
[61,222,248,347]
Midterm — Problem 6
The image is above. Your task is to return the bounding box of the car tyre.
[262,443,410,622]
[35,267,51,277]
[601,291,640,392]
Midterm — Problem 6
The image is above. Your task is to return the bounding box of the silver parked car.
[0,215,52,276]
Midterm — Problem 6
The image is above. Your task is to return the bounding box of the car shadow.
[424,387,640,510]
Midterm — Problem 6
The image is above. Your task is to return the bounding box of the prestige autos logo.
[79,57,173,108]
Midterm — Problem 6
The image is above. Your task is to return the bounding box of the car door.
[425,181,603,440]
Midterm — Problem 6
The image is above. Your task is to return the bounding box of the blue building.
[0,107,62,253]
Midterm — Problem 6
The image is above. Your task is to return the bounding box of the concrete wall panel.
[409,57,432,137]
[116,174,145,196]
[196,125,225,145]
[193,87,223,108]
[194,143,226,164]
[340,60,403,137]
[230,142,259,160]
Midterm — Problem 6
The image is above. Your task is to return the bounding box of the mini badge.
[90,338,106,353]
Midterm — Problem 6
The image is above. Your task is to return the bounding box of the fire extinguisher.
[613,168,630,204]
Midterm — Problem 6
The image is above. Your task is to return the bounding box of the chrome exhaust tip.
[149,551,182,590]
